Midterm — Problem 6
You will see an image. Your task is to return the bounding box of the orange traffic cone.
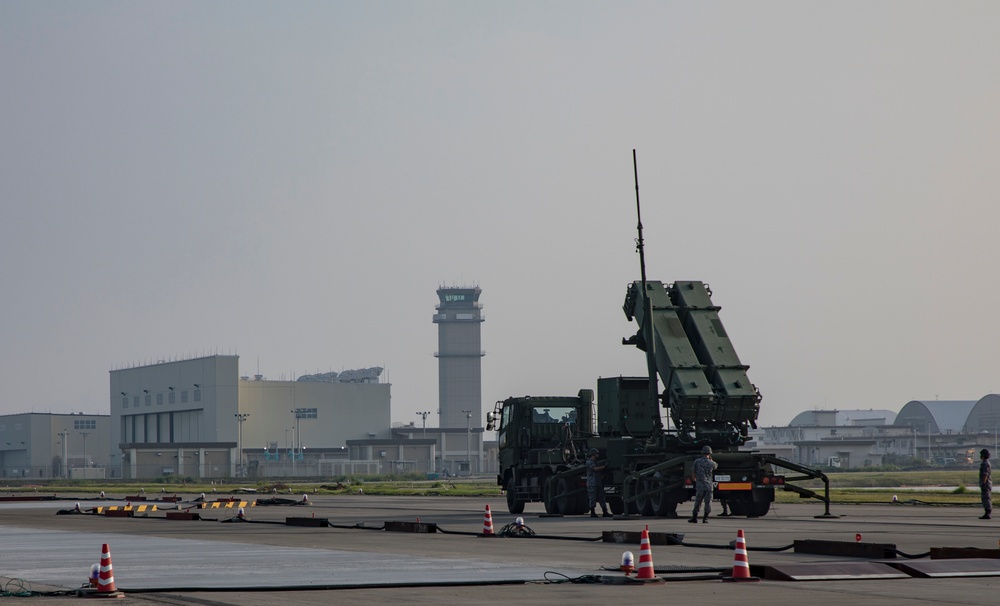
[723,529,760,582]
[634,527,663,582]
[481,504,495,536]
[95,543,126,597]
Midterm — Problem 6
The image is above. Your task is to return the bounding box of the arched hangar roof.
[893,400,977,433]
[962,394,1000,434]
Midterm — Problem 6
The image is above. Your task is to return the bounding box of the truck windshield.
[532,406,577,424]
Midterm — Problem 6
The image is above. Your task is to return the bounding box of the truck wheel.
[506,481,524,514]
[654,497,678,518]
[635,493,653,516]
[543,481,559,514]
[649,472,677,517]
[609,497,625,516]
[556,478,574,515]
[636,479,655,516]
[745,500,770,518]
[544,496,558,514]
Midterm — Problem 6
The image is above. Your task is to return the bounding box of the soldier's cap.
[982,449,991,458]
[701,446,712,454]
[588,448,599,456]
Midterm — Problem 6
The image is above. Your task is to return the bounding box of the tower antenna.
[633,150,660,418]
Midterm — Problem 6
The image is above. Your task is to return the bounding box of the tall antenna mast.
[633,150,661,418]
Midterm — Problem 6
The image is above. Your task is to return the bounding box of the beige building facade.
[109,355,391,479]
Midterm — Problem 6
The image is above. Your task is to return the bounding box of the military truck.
[487,154,830,517]
[490,279,831,517]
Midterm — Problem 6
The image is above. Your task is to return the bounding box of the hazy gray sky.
[2,2,998,428]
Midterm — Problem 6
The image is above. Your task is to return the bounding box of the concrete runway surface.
[2,493,1000,604]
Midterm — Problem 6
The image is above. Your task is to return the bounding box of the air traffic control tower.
[433,286,485,429]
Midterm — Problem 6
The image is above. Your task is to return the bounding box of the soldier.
[689,445,718,524]
[586,448,612,518]
[980,448,992,520]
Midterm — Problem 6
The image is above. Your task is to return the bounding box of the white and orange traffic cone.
[95,543,125,597]
[481,504,495,536]
[723,529,760,582]
[634,527,663,582]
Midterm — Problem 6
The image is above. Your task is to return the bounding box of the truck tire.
[543,480,559,514]
[609,496,625,516]
[649,472,677,517]
[556,478,574,515]
[745,499,770,518]
[544,496,558,514]
[727,498,771,517]
[636,478,655,516]
[653,496,678,517]
[626,497,639,515]
[506,480,524,514]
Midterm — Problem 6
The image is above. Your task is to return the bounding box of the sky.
[2,2,999,428]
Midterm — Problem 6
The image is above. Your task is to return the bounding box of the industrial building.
[389,425,488,476]
[109,355,400,479]
[0,413,110,480]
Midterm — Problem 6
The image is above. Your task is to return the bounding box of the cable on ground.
[1,578,77,598]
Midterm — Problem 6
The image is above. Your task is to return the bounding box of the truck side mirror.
[486,412,494,431]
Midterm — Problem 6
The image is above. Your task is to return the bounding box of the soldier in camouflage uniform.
[689,445,718,524]
[980,448,992,520]
[586,448,611,518]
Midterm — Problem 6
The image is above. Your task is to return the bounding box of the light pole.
[462,410,472,476]
[284,428,291,477]
[58,429,69,479]
[417,412,431,473]
[290,411,300,476]
[291,408,310,476]
[234,413,250,477]
[417,411,431,437]
[927,422,932,463]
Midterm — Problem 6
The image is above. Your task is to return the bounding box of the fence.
[1,465,115,481]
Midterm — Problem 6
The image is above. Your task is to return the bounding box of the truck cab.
[488,391,594,514]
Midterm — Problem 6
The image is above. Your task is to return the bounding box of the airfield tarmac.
[2,493,999,605]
